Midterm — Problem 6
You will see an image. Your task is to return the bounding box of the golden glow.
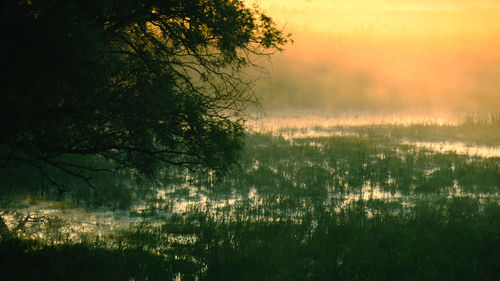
[248,0,500,113]
[253,0,500,35]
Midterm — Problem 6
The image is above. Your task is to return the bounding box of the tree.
[0,0,288,191]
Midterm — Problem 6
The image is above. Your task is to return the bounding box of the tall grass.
[1,120,499,280]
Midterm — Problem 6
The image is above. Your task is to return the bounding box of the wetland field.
[1,114,500,281]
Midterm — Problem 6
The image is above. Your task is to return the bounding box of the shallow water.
[4,114,499,241]
[247,114,460,132]
[1,200,139,241]
[249,115,500,158]
[403,140,500,158]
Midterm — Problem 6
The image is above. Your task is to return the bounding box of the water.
[249,114,500,158]
[1,200,138,241]
[3,113,499,241]
[247,113,460,132]
[404,140,500,158]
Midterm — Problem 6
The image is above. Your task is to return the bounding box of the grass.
[1,118,500,280]
[0,238,175,281]
[6,196,496,281]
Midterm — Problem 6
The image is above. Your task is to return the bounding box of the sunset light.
[2,1,499,279]
[251,0,500,113]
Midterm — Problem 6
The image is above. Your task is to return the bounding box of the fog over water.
[250,0,500,115]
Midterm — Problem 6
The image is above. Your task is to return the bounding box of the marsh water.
[3,113,499,241]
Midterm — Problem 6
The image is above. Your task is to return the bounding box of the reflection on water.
[4,113,499,241]
[1,200,138,241]
[342,181,401,202]
[248,114,500,158]
[404,140,500,158]
[247,113,460,132]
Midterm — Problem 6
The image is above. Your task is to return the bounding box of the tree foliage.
[0,0,287,190]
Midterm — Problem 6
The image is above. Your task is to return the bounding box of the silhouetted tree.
[0,0,287,190]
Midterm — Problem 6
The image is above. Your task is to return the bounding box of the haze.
[250,0,500,114]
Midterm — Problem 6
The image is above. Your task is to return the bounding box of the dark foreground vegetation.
[1,196,499,281]
[3,0,498,279]
[1,118,500,281]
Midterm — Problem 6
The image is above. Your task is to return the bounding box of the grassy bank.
[1,120,499,280]
[2,196,499,281]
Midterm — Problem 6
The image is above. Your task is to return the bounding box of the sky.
[248,0,500,114]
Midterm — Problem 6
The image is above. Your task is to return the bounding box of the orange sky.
[249,0,500,114]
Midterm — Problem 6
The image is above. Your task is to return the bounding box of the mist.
[253,2,500,115]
